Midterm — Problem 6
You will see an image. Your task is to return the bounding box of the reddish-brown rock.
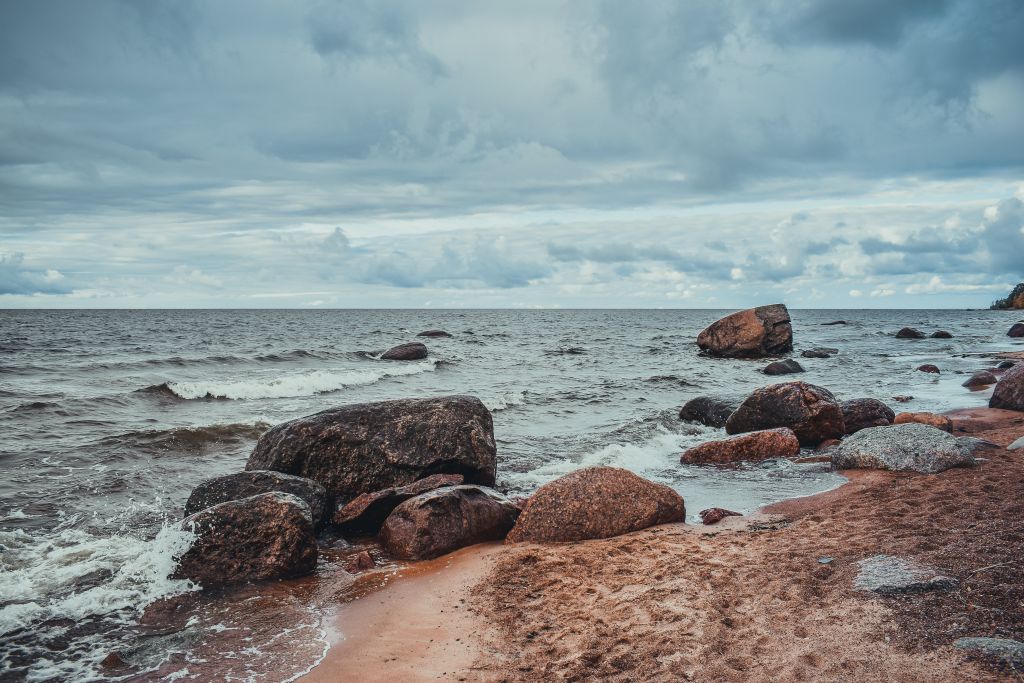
[380,485,519,560]
[841,398,895,435]
[917,364,940,374]
[343,550,376,573]
[680,428,800,465]
[380,341,428,360]
[174,492,317,587]
[696,304,793,358]
[725,381,845,446]
[990,363,1024,410]
[894,412,953,432]
[699,508,742,525]
[506,467,686,544]
[332,473,464,534]
[963,371,997,389]
[896,327,925,339]
[184,470,328,528]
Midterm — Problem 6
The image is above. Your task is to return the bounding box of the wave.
[484,390,528,412]
[97,422,270,454]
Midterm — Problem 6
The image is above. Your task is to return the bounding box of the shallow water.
[0,308,1019,680]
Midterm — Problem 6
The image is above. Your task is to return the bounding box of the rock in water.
[184,471,328,528]
[895,327,925,339]
[962,370,997,389]
[916,364,940,374]
[680,428,800,465]
[696,304,793,358]
[841,398,895,435]
[380,342,428,360]
[246,396,497,505]
[699,508,742,525]
[725,381,844,446]
[763,359,804,375]
[174,492,317,587]
[1008,322,1024,338]
[930,330,953,338]
[954,638,1024,669]
[417,330,452,337]
[989,363,1024,411]
[380,485,519,560]
[997,360,1016,369]
[506,467,686,543]
[894,411,953,432]
[678,396,738,428]
[801,348,836,358]
[332,473,464,534]
[831,423,978,473]
[821,320,847,325]
[854,555,957,594]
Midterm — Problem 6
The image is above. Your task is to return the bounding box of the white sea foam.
[484,390,528,412]
[163,361,438,400]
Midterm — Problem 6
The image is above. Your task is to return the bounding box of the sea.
[1,308,1020,681]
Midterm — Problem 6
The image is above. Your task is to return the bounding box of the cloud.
[0,252,71,295]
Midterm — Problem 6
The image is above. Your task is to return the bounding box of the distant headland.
[991,283,1024,310]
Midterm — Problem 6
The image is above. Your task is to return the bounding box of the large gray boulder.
[854,555,957,594]
[184,471,328,528]
[831,423,979,473]
[725,381,845,446]
[696,304,793,358]
[990,363,1024,411]
[246,396,497,505]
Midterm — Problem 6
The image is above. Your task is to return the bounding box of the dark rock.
[831,423,978,473]
[954,637,1024,669]
[990,362,1024,410]
[680,428,800,465]
[380,485,520,560]
[917,364,940,374]
[416,330,452,338]
[696,304,793,358]
[343,550,376,573]
[174,492,317,587]
[962,370,997,389]
[892,395,914,403]
[930,330,953,339]
[895,327,926,339]
[699,508,741,525]
[894,411,953,432]
[763,359,805,375]
[678,396,738,428]
[380,342,428,361]
[506,467,686,544]
[801,348,836,358]
[854,555,958,594]
[184,471,328,528]
[332,473,464,534]
[821,320,847,325]
[246,396,497,505]
[725,381,845,446]
[997,360,1016,369]
[841,398,895,435]
[1008,323,1024,338]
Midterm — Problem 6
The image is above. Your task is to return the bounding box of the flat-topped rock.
[841,398,895,435]
[184,471,328,528]
[831,423,978,473]
[726,381,844,446]
[696,304,793,358]
[680,428,800,465]
[894,411,953,432]
[854,555,957,594]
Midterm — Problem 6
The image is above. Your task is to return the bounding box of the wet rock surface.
[184,471,328,528]
[954,638,1024,669]
[1008,322,1024,338]
[380,342,428,360]
[896,327,926,339]
[894,411,953,432]
[801,347,837,358]
[332,473,464,534]
[831,423,978,473]
[990,363,1024,411]
[763,359,804,375]
[841,398,895,435]
[680,428,800,465]
[854,555,957,594]
[678,396,738,428]
[698,508,742,525]
[726,381,845,446]
[696,304,793,358]
[916,364,940,374]
[506,467,686,544]
[380,485,519,560]
[930,330,953,339]
[962,370,997,388]
[246,395,497,505]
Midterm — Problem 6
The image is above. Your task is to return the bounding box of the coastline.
[303,406,1024,682]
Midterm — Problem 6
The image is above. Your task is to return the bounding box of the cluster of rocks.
[377,330,453,361]
[896,327,953,339]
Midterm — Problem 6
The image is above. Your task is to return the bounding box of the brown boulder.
[696,304,793,358]
[917,364,940,374]
[380,342,428,360]
[184,470,328,528]
[725,381,845,446]
[699,508,742,525]
[680,428,800,465]
[990,363,1024,410]
[963,371,997,389]
[380,485,520,560]
[1009,323,1024,338]
[343,550,376,573]
[174,492,317,587]
[894,412,953,432]
[896,327,925,339]
[506,467,686,544]
[246,396,496,505]
[332,473,464,534]
[841,398,895,435]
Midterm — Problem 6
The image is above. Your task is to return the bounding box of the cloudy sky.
[1,0,1022,308]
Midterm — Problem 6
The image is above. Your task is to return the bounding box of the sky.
[1,0,1023,309]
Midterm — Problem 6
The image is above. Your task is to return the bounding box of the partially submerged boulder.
[678,396,738,428]
[930,330,953,339]
[763,359,804,375]
[246,396,497,505]
[1009,323,1024,338]
[184,471,328,528]
[380,485,519,560]
[801,347,837,358]
[332,473,464,534]
[696,304,793,358]
[725,381,845,446]
[174,492,317,587]
[380,342,428,361]
[916,364,940,374]
[506,467,686,543]
[894,411,953,432]
[841,398,895,435]
[417,330,452,338]
[895,327,925,339]
[831,423,978,473]
[680,428,800,465]
[990,363,1024,411]
[962,370,997,389]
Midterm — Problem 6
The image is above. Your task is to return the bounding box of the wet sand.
[305,408,1024,682]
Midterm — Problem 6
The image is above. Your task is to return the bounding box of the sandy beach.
[304,407,1024,682]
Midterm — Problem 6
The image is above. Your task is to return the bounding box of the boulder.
[696,304,793,358]
[417,330,452,338]
[699,508,741,525]
[954,638,1024,670]
[343,550,376,574]
[831,423,978,473]
[380,485,520,560]
[841,398,895,435]
[332,473,464,534]
[505,467,686,544]
[962,370,997,389]
[916,364,940,374]
[680,428,800,465]
[930,330,953,339]
[174,492,317,587]
[895,327,925,339]
[989,362,1024,411]
[894,412,953,432]
[725,381,845,446]
[1008,322,1024,338]
[997,360,1016,369]
[801,348,836,358]
[854,555,957,594]
[184,471,328,528]
[246,396,497,505]
[678,396,738,428]
[380,342,428,361]
[763,359,804,375]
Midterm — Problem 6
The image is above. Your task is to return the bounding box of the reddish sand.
[305,408,1024,682]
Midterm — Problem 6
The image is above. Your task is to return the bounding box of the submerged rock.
[916,364,940,374]
[990,363,1024,410]
[854,555,957,594]
[895,327,926,339]
[763,359,805,375]
[801,347,837,358]
[1009,323,1024,338]
[174,492,317,587]
[725,381,845,446]
[380,342,428,361]
[696,304,793,358]
[699,508,742,525]
[380,485,519,560]
[831,423,978,473]
[930,330,953,339]
[821,320,847,326]
[678,396,738,428]
[332,473,464,534]
[955,638,1024,669]
[506,467,686,543]
[841,398,895,435]
[680,428,800,465]
[894,411,953,432]
[417,330,452,338]
[962,370,997,389]
[246,395,497,505]
[184,471,328,528]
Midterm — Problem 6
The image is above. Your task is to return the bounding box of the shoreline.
[302,405,1024,681]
